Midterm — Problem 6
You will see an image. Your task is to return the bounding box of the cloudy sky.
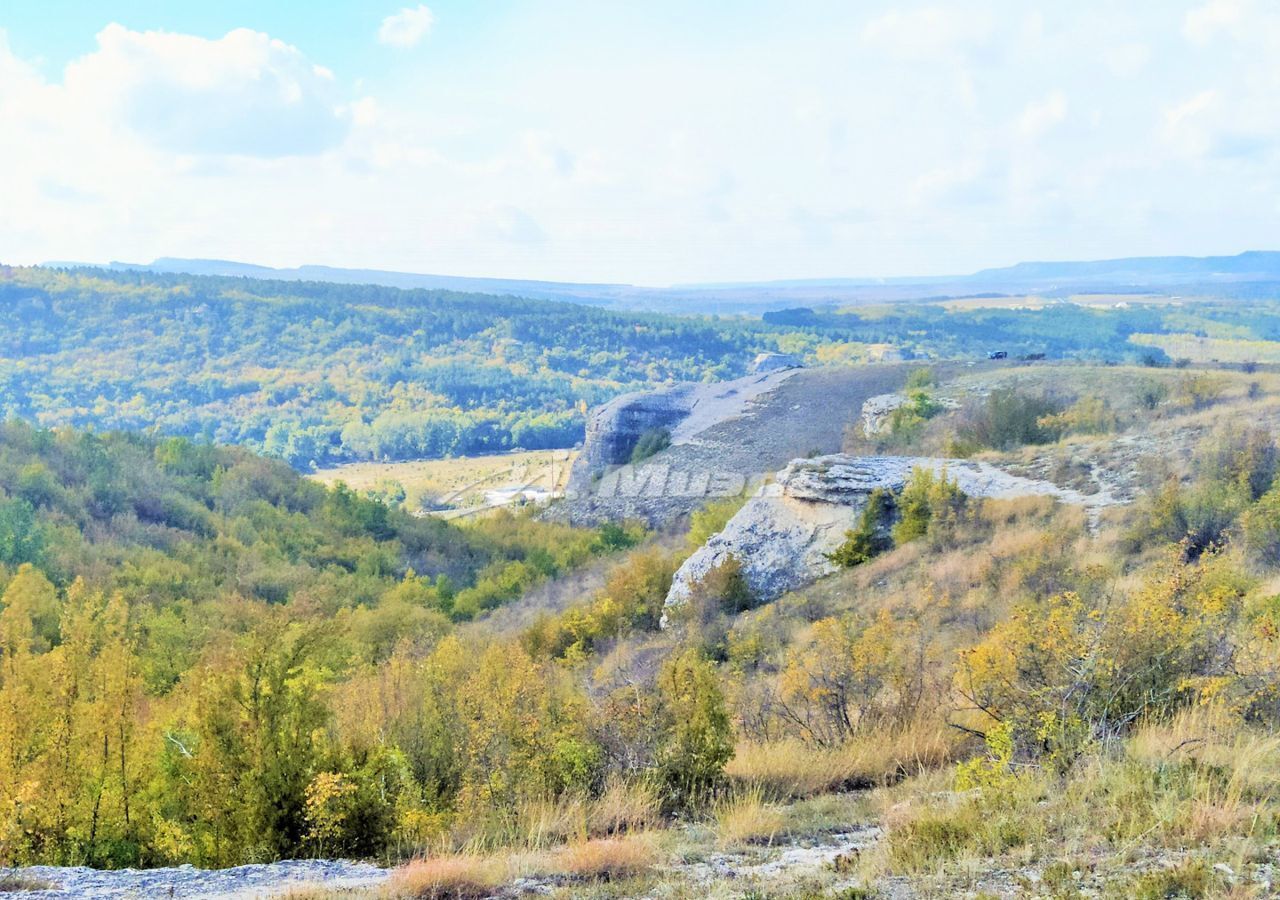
[2,0,1278,284]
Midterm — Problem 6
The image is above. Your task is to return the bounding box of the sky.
[2,0,1279,285]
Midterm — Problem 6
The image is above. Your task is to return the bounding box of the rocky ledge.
[6,859,388,898]
[663,454,1119,619]
[564,367,802,499]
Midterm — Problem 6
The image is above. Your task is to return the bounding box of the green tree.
[828,488,892,567]
[656,648,733,810]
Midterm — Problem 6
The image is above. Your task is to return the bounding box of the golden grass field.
[311,448,576,515]
[1129,331,1280,363]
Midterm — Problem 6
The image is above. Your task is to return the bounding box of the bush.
[1242,482,1280,566]
[956,554,1247,765]
[772,612,928,746]
[693,554,755,615]
[630,428,671,464]
[886,390,944,441]
[955,388,1064,450]
[905,367,936,390]
[656,648,734,810]
[828,488,892,567]
[1178,373,1225,410]
[891,468,968,547]
[1134,378,1169,410]
[1037,395,1117,436]
[686,497,746,550]
[1196,426,1277,501]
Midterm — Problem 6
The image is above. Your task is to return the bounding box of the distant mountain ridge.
[971,250,1280,284]
[40,250,1280,313]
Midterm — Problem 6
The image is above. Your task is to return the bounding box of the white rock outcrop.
[859,392,961,436]
[749,351,803,374]
[663,454,1114,620]
[565,367,801,495]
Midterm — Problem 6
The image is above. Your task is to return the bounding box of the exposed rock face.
[569,385,697,480]
[859,392,961,436]
[750,352,803,374]
[12,860,388,898]
[663,454,1119,619]
[564,368,802,502]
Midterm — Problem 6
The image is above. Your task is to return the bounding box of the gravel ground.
[5,859,388,898]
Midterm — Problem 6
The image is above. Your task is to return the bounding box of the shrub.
[630,428,671,464]
[1178,373,1224,410]
[828,488,892,567]
[1243,482,1280,566]
[891,468,968,547]
[655,648,734,810]
[905,367,936,390]
[1134,378,1169,410]
[1139,478,1246,560]
[955,388,1064,450]
[886,389,945,441]
[772,611,931,747]
[692,554,755,615]
[956,554,1247,764]
[1037,395,1117,436]
[1196,426,1277,501]
[687,497,746,550]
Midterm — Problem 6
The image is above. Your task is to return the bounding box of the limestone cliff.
[562,367,803,511]
[663,454,1118,619]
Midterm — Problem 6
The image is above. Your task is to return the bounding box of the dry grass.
[388,835,658,898]
[714,786,788,846]
[388,854,513,899]
[278,886,374,900]
[552,835,658,880]
[312,449,576,513]
[0,873,56,892]
[587,776,661,838]
[727,722,959,801]
[852,706,1280,893]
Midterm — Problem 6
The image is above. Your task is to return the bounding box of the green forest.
[6,265,1280,471]
[0,420,650,867]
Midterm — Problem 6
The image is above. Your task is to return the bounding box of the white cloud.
[65,25,348,157]
[1184,0,1246,43]
[378,5,435,48]
[1105,42,1151,77]
[1160,89,1219,157]
[1017,91,1067,139]
[6,3,1280,284]
[860,6,993,59]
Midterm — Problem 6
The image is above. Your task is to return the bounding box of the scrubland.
[6,362,1280,898]
[259,362,1280,898]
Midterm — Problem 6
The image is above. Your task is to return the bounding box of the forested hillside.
[0,267,776,467]
[0,421,638,867]
[8,266,1280,474]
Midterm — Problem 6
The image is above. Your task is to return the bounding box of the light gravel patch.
[5,859,387,899]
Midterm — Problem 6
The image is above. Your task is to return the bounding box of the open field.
[1129,331,1280,364]
[312,448,576,514]
[936,293,1175,312]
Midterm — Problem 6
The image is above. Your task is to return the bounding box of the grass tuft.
[715,786,789,847]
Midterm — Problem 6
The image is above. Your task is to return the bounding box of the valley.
[4,348,1279,898]
[8,3,1280,895]
[312,449,576,517]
